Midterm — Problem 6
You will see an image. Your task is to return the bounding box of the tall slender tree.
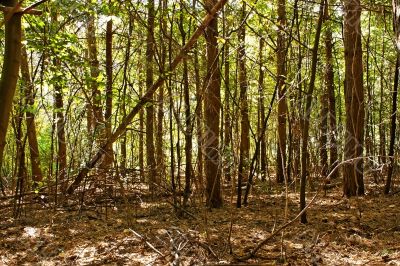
[21,44,43,183]
[343,0,365,196]
[204,0,223,208]
[146,0,157,191]
[276,0,288,183]
[0,0,22,182]
[237,1,250,208]
[103,6,114,169]
[324,1,339,180]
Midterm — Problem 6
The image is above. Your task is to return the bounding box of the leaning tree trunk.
[343,0,365,196]
[0,1,22,181]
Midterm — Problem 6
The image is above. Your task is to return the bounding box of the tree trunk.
[180,6,192,207]
[51,13,68,193]
[385,54,399,194]
[300,0,324,223]
[0,0,22,179]
[343,0,365,197]
[194,42,203,191]
[103,16,114,169]
[204,0,223,208]
[223,4,232,183]
[379,40,386,165]
[259,38,267,182]
[21,44,43,183]
[156,0,167,183]
[385,0,400,194]
[87,14,104,140]
[276,0,288,183]
[319,85,328,178]
[237,2,250,208]
[324,2,339,180]
[146,0,157,191]
[120,13,134,179]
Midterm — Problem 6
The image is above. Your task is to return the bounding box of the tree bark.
[0,0,22,181]
[51,13,68,193]
[324,2,339,180]
[86,14,104,139]
[204,0,223,208]
[276,0,288,183]
[237,1,249,208]
[146,0,157,192]
[156,0,167,183]
[385,54,399,194]
[343,0,365,196]
[103,15,114,169]
[180,5,192,207]
[223,5,232,183]
[300,0,324,223]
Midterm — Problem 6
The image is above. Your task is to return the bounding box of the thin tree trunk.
[237,2,250,208]
[52,13,68,194]
[21,43,43,183]
[223,4,232,183]
[385,54,399,194]
[87,14,104,140]
[180,5,192,207]
[156,0,167,183]
[168,6,176,200]
[299,0,324,223]
[276,0,288,184]
[319,83,328,178]
[324,2,338,179]
[386,0,400,193]
[103,14,114,169]
[120,13,134,179]
[259,38,267,182]
[379,40,387,165]
[146,0,157,192]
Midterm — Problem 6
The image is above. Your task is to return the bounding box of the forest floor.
[1,179,400,265]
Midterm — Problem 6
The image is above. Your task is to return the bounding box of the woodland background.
[1,0,400,264]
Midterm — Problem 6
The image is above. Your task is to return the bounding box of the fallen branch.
[129,228,164,257]
[66,0,228,195]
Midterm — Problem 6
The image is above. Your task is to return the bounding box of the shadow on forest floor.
[1,178,400,265]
